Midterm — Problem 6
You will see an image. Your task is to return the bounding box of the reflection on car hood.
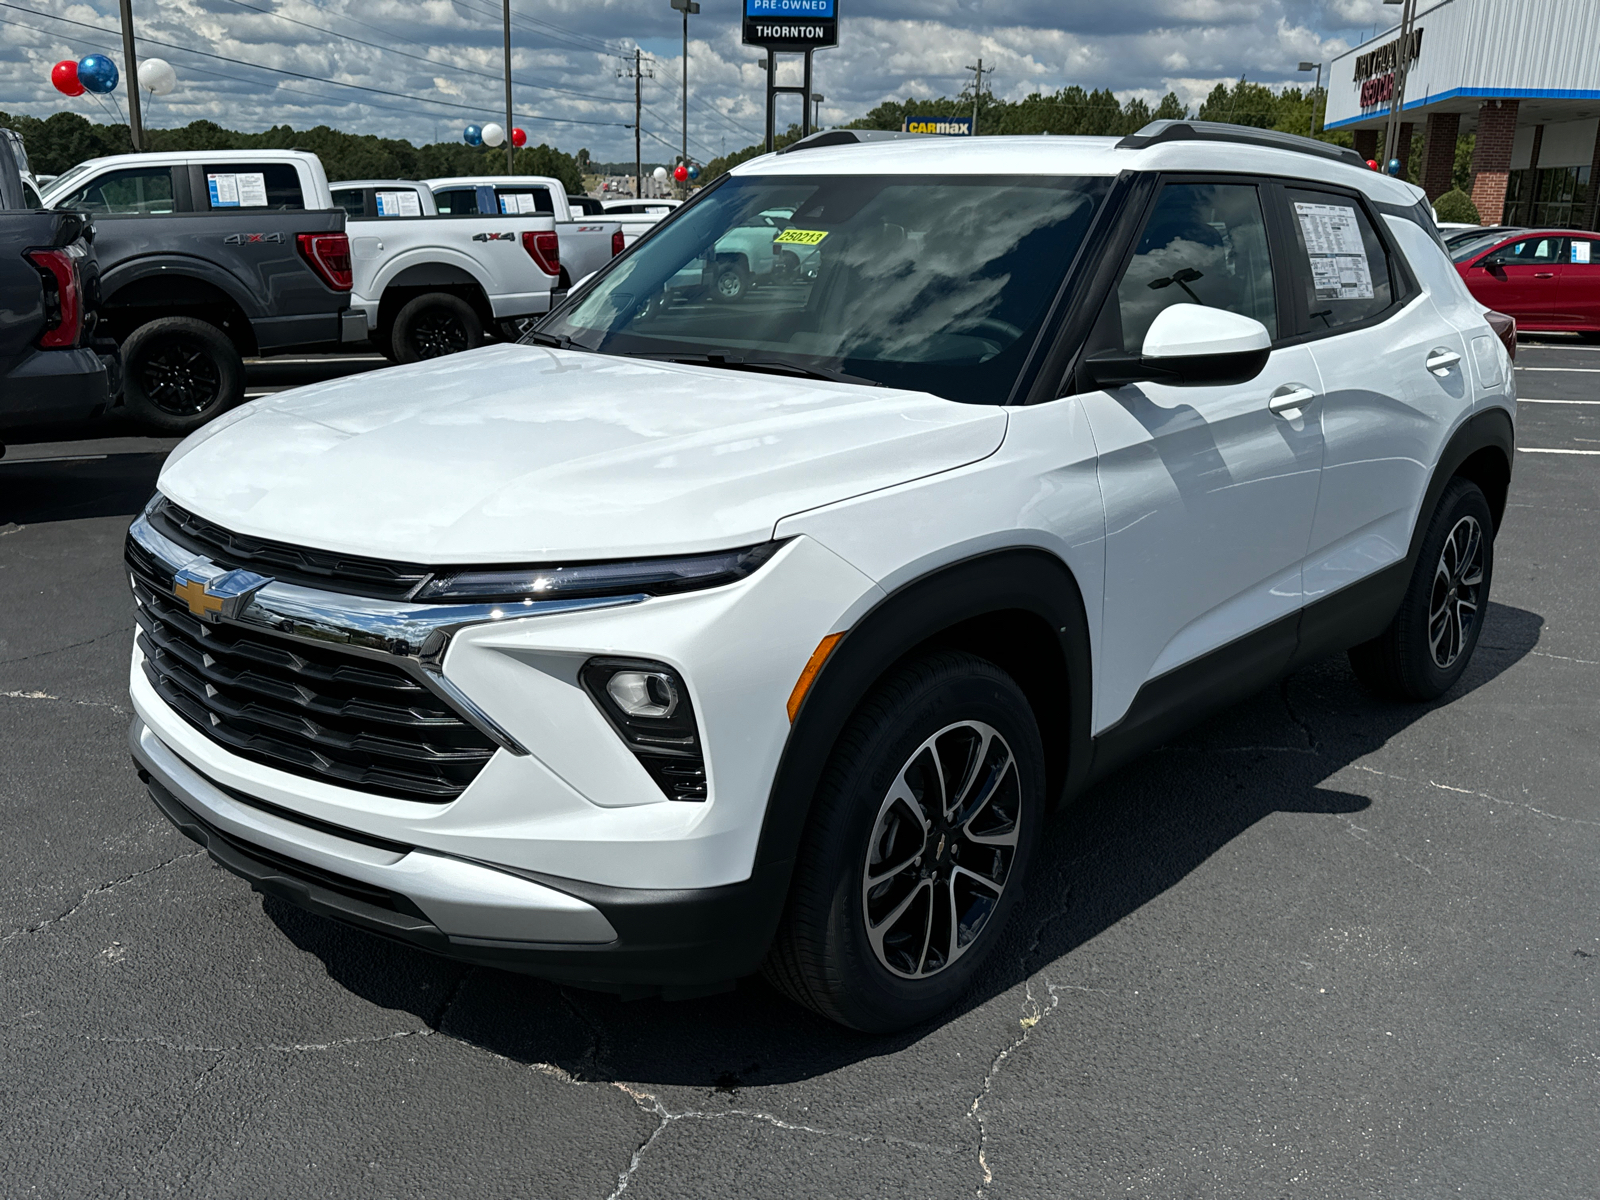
[157,344,1009,563]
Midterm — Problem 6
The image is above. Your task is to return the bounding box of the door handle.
[1533,271,1554,278]
[1425,347,1462,375]
[1268,385,1317,417]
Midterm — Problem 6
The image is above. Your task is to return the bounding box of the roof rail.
[778,129,933,154]
[1116,120,1369,170]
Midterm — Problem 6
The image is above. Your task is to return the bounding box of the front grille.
[147,497,431,600]
[127,541,497,803]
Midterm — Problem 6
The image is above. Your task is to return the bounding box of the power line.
[0,1,632,131]
[647,58,763,140]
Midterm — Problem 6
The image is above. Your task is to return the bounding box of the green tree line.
[0,110,585,193]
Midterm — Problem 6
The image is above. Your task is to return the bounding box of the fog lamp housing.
[580,657,706,801]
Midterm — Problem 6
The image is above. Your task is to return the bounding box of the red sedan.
[1453,228,1600,339]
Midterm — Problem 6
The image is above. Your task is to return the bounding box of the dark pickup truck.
[40,150,360,433]
[0,128,113,451]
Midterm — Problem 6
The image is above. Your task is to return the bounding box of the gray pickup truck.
[0,128,113,450]
[40,150,361,433]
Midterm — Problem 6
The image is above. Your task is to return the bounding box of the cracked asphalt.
[2,341,1598,1199]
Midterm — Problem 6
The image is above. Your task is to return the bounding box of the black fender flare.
[101,255,263,321]
[752,548,1094,879]
[1407,404,1514,564]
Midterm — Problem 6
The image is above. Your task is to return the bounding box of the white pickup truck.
[330,179,561,361]
[424,176,623,290]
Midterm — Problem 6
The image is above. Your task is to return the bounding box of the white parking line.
[1515,366,1600,373]
[0,454,108,465]
[1518,398,1600,405]
[1519,447,1600,455]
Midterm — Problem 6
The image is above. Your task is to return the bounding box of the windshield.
[1450,231,1516,263]
[535,173,1109,404]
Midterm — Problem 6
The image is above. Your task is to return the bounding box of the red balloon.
[510,127,527,148]
[51,59,85,97]
[673,163,688,182]
[1366,158,1379,170]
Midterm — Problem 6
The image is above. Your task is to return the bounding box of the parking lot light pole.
[812,92,824,129]
[671,0,699,199]
[502,0,514,173]
[119,0,143,151]
[1298,61,1322,137]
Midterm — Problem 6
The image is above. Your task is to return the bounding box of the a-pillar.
[1395,121,1415,178]
[1470,99,1519,225]
[1419,111,1460,200]
[1354,128,1379,163]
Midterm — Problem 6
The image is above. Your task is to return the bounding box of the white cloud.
[0,0,1385,161]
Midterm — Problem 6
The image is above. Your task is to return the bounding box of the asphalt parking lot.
[2,339,1597,1199]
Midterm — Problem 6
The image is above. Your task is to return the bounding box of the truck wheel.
[1349,477,1494,701]
[711,261,749,302]
[392,293,482,362]
[121,317,244,435]
[764,651,1045,1032]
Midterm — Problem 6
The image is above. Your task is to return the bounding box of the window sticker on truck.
[774,228,829,246]
[375,190,422,217]
[207,172,269,208]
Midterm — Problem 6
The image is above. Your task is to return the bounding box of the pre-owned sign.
[743,0,837,49]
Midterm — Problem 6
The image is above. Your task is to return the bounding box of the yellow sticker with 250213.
[774,228,829,246]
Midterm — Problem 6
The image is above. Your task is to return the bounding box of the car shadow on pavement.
[267,600,1544,1088]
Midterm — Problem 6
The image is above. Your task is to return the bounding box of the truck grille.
[127,538,496,803]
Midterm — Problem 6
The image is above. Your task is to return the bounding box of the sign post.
[742,0,839,153]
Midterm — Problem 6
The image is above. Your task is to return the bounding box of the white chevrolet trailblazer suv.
[127,122,1516,1031]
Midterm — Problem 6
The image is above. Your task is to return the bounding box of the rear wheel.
[1349,477,1494,701]
[764,652,1044,1031]
[710,260,748,302]
[391,293,483,363]
[121,316,244,434]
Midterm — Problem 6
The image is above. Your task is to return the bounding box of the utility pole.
[619,50,653,197]
[502,0,514,173]
[670,0,699,198]
[965,57,984,136]
[118,0,143,150]
[1382,0,1417,173]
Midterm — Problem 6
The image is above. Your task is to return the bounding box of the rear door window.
[1114,181,1278,352]
[433,187,478,215]
[56,167,175,215]
[331,188,366,217]
[201,163,304,210]
[1281,186,1396,331]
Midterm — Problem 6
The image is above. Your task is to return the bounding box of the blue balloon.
[687,165,700,180]
[1386,158,1401,176]
[77,54,119,94]
[463,124,482,146]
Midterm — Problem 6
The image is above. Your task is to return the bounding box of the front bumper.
[132,717,791,992]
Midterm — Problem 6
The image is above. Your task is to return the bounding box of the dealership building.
[1324,0,1600,229]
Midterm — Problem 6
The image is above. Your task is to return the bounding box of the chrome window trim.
[128,513,647,758]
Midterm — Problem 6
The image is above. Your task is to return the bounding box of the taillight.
[522,231,560,277]
[297,232,352,291]
[612,228,625,257]
[1484,309,1516,361]
[26,248,82,348]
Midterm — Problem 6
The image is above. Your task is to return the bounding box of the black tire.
[121,316,244,435]
[1349,477,1494,701]
[391,293,482,363]
[764,651,1045,1032]
[710,260,748,302]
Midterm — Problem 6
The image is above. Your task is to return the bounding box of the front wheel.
[121,316,244,434]
[391,293,483,363]
[1349,477,1494,700]
[764,652,1045,1031]
[710,261,748,302]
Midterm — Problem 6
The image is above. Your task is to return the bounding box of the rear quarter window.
[202,163,305,210]
[1282,187,1395,331]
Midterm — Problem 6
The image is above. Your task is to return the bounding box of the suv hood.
[158,344,1008,563]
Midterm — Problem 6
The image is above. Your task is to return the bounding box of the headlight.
[413,542,782,604]
[581,657,706,801]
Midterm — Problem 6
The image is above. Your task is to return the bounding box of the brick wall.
[1470,99,1519,225]
[1353,128,1378,163]
[1420,112,1460,200]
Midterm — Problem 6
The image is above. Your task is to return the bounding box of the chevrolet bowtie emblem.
[172,566,275,622]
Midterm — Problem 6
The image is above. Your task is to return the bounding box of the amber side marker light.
[787,632,845,722]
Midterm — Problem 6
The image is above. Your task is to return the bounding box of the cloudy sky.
[0,0,1404,162]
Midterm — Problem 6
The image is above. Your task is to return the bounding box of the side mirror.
[1082,304,1272,389]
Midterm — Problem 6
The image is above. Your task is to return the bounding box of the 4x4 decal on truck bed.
[472,231,516,242]
[222,232,284,245]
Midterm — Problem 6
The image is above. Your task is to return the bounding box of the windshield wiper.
[521,329,579,349]
[659,354,883,388]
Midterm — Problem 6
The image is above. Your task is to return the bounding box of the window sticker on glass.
[376,189,421,217]
[207,172,269,208]
[774,228,829,246]
[1293,201,1374,300]
[1573,241,1592,264]
[499,192,540,214]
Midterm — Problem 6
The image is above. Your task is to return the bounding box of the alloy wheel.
[861,720,1022,979]
[411,310,469,358]
[1428,513,1484,669]
[140,338,222,416]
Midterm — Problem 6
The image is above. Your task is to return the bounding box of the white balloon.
[139,57,176,96]
[481,122,505,147]
[652,166,668,179]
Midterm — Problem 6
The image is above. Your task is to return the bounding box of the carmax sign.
[902,116,973,135]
